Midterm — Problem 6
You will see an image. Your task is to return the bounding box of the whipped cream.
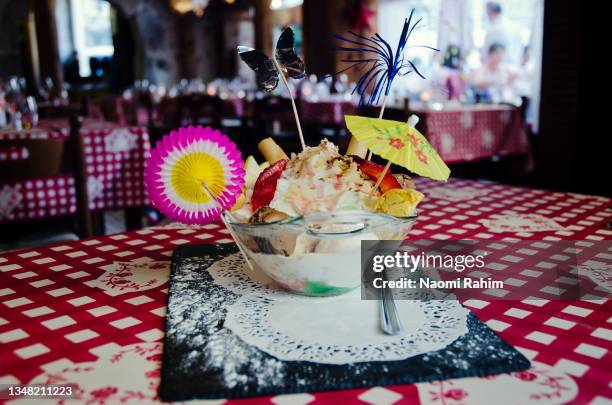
[269,139,375,217]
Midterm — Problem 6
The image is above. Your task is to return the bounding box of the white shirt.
[470,63,521,105]
[483,17,523,65]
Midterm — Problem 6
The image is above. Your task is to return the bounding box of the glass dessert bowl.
[226,138,426,296]
[225,210,418,296]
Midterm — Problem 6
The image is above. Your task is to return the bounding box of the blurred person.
[514,45,535,119]
[483,2,522,64]
[470,43,520,104]
[515,45,534,97]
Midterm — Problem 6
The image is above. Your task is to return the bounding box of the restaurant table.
[412,104,530,164]
[103,96,151,127]
[1,178,611,404]
[222,98,254,120]
[302,100,356,126]
[0,119,150,223]
[124,102,151,127]
[138,97,254,128]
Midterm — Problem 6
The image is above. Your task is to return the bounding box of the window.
[377,0,442,97]
[472,0,538,49]
[69,0,114,77]
[378,0,442,66]
[271,1,303,56]
[379,0,539,62]
[378,0,542,101]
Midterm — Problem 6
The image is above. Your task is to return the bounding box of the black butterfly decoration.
[237,27,305,92]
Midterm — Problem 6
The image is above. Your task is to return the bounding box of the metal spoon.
[379,268,404,335]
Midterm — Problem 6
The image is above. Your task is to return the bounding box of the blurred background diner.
[0,0,595,249]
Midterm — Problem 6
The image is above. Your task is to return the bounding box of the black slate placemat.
[159,243,530,401]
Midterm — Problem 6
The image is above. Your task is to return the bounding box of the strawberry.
[350,155,401,193]
[251,159,288,211]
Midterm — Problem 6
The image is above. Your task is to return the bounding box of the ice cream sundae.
[225,137,424,296]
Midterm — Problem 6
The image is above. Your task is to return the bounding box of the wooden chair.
[98,94,121,123]
[122,92,155,127]
[0,112,93,246]
[37,96,89,119]
[154,97,179,128]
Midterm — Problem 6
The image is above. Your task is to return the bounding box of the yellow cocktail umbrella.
[345,115,450,181]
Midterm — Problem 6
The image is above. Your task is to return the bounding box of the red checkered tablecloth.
[0,147,28,162]
[414,105,530,164]
[1,178,611,404]
[0,120,150,223]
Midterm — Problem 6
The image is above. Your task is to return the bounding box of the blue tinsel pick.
[332,9,438,105]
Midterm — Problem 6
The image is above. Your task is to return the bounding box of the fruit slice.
[350,156,402,193]
[251,159,288,211]
[374,188,424,217]
[230,189,246,211]
[244,155,264,189]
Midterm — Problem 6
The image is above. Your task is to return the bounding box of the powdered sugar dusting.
[164,252,286,392]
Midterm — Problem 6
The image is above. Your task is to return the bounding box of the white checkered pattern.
[1,179,611,404]
[0,119,150,222]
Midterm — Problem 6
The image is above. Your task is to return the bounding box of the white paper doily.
[209,254,469,364]
[224,293,469,364]
[207,253,291,298]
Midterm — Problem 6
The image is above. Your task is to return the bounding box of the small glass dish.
[224,210,418,296]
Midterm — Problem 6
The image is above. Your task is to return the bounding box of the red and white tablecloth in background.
[302,101,356,126]
[0,119,150,223]
[0,147,28,162]
[110,96,255,126]
[1,178,611,404]
[222,98,255,119]
[105,97,150,127]
[414,105,530,164]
